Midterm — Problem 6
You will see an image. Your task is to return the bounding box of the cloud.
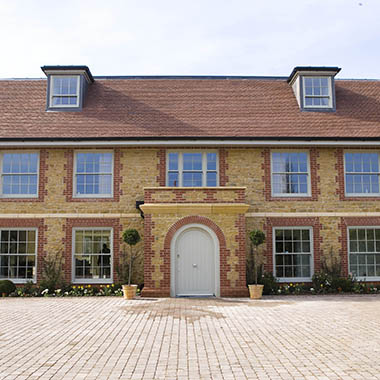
[0,0,379,78]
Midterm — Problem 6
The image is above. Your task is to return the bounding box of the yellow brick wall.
[1,146,377,285]
[3,146,377,215]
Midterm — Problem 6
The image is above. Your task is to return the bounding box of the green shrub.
[260,272,279,295]
[0,280,16,295]
[40,250,66,293]
[312,271,330,293]
[247,229,266,285]
[119,229,142,286]
[332,276,355,292]
[122,229,141,246]
[20,281,37,295]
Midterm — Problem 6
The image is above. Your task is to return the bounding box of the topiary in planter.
[0,280,16,296]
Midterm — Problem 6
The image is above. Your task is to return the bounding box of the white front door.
[175,227,215,296]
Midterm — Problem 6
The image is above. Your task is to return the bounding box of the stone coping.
[140,203,250,215]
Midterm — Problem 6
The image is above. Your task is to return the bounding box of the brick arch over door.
[161,216,231,294]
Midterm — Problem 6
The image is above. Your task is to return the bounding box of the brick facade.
[1,146,380,292]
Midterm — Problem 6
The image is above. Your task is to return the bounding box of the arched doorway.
[170,223,220,297]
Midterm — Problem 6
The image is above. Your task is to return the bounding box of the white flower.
[41,289,49,295]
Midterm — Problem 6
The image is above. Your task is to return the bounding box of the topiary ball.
[122,229,141,246]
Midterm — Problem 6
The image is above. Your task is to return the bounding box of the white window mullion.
[202,153,206,187]
[179,153,183,187]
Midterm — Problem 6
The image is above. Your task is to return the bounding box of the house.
[0,65,380,297]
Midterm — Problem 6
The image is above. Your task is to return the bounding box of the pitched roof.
[0,77,380,140]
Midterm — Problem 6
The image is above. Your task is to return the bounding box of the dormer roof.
[287,66,341,84]
[41,65,94,83]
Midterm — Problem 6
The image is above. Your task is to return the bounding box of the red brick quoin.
[63,218,121,284]
[142,215,248,297]
[264,217,322,278]
[0,219,46,283]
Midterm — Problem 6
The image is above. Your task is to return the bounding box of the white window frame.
[273,226,314,283]
[73,150,114,198]
[0,151,39,198]
[49,75,80,108]
[72,227,113,284]
[344,150,380,197]
[270,150,311,197]
[0,227,38,284]
[302,76,332,109]
[347,226,380,281]
[166,150,219,187]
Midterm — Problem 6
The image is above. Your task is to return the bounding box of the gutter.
[1,137,380,147]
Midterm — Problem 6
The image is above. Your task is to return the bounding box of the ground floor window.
[274,227,313,281]
[73,228,112,283]
[0,229,37,282]
[349,227,380,279]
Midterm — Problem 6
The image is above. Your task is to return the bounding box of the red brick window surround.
[339,217,380,278]
[0,218,45,283]
[63,218,121,284]
[264,217,322,279]
[336,148,380,201]
[64,149,121,202]
[263,148,319,201]
[158,148,228,187]
[0,149,48,202]
[157,149,166,186]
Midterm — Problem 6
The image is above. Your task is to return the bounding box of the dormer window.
[41,65,94,111]
[303,77,331,108]
[288,66,340,112]
[50,75,80,107]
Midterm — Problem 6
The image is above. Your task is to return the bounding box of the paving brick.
[0,295,380,379]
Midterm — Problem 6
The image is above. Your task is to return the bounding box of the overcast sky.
[0,0,379,79]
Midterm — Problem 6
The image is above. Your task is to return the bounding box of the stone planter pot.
[122,284,137,300]
[248,284,264,299]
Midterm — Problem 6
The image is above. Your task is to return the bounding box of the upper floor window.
[344,152,380,195]
[271,152,310,196]
[167,152,218,187]
[0,153,38,197]
[274,227,313,281]
[303,77,331,108]
[50,75,80,107]
[74,152,113,197]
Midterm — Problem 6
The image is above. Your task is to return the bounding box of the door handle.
[192,263,197,267]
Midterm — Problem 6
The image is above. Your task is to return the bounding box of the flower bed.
[5,283,138,297]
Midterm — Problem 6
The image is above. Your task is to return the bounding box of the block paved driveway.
[1,295,380,380]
